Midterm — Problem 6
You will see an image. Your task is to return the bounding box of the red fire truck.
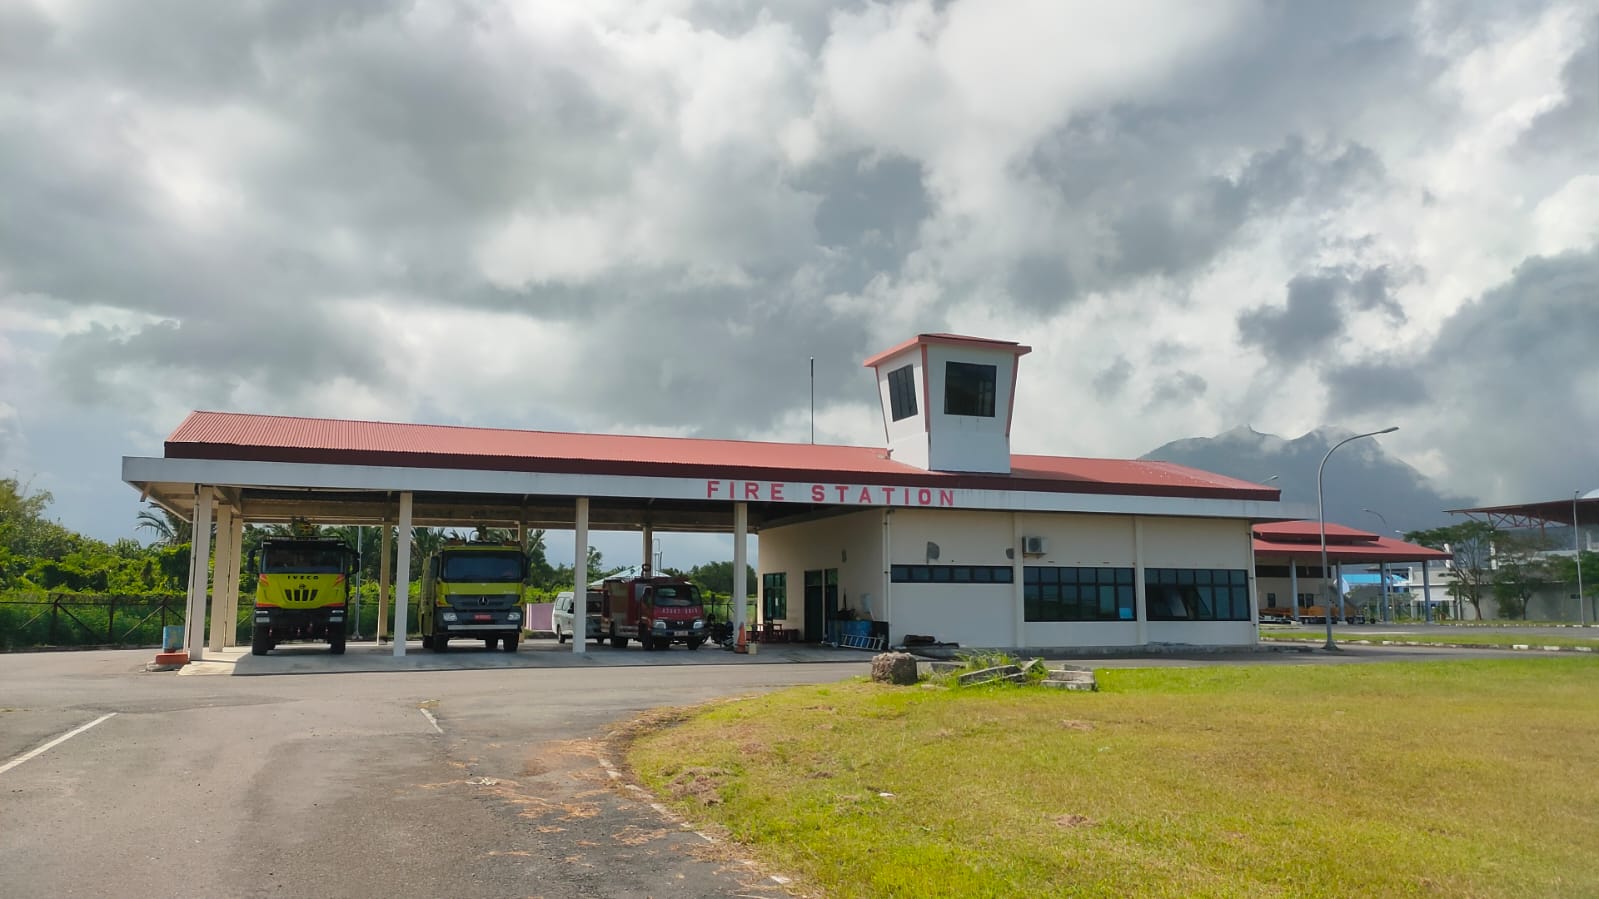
[599,575,708,650]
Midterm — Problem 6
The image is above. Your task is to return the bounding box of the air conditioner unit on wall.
[1022,536,1047,555]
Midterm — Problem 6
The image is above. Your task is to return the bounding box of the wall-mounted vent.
[926,541,941,561]
[1022,536,1047,555]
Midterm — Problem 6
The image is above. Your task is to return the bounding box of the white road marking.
[419,708,443,734]
[0,713,117,776]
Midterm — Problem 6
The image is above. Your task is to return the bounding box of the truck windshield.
[441,552,523,582]
[262,545,348,572]
[652,584,700,607]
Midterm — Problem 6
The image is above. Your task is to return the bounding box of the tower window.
[888,365,918,421]
[944,361,996,417]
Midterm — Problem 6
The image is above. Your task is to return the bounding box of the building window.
[944,361,996,417]
[763,572,787,620]
[887,364,918,422]
[891,565,1014,584]
[1144,568,1251,621]
[1024,566,1135,622]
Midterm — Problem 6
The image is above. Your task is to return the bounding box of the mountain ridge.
[1140,427,1477,535]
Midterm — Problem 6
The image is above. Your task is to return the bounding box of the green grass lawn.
[626,658,1599,898]
[1259,629,1599,650]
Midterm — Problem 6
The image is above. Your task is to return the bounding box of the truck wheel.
[484,636,498,650]
[251,626,271,656]
[501,634,519,652]
[556,626,567,644]
[434,635,449,652]
[687,637,705,651]
[329,631,346,655]
[421,633,434,649]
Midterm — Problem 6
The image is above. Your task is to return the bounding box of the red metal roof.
[1254,520,1379,542]
[164,411,1277,501]
[1448,495,1599,528]
[862,333,1033,368]
[1252,522,1450,562]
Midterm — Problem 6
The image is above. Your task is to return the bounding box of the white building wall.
[757,510,885,640]
[875,352,931,470]
[765,507,1259,649]
[895,583,1015,647]
[1140,517,1252,569]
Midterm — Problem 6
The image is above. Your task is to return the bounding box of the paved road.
[0,645,869,899]
[0,639,1578,898]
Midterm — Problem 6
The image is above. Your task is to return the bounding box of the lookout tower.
[863,333,1031,474]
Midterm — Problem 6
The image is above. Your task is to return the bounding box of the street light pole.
[1318,427,1399,650]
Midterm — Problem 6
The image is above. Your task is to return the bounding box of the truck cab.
[420,542,526,652]
[600,576,707,650]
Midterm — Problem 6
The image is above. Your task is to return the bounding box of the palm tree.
[135,506,192,546]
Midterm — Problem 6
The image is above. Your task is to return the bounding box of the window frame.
[887,364,918,422]
[762,572,787,621]
[1023,566,1135,622]
[1143,568,1252,622]
[943,361,997,417]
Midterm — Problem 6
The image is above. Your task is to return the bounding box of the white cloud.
[0,0,1594,548]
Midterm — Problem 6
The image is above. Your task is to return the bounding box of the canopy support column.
[223,517,244,647]
[378,523,392,643]
[1290,562,1301,624]
[392,494,412,657]
[573,498,588,654]
[732,502,748,640]
[208,503,234,652]
[183,486,214,661]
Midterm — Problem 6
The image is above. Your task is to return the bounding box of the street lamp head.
[1376,426,1399,435]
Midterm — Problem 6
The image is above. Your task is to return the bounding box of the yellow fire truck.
[251,536,356,655]
[419,542,526,652]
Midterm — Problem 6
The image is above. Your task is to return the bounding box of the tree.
[135,506,191,547]
[1546,550,1599,619]
[1489,532,1554,620]
[1405,522,1498,620]
[685,561,757,597]
[1,477,82,559]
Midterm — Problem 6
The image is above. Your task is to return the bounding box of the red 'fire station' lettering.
[703,480,957,507]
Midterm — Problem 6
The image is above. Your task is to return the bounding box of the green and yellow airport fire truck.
[419,541,526,652]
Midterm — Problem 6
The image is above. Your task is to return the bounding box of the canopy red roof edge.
[1254,532,1450,562]
[163,411,1278,501]
[862,333,1032,368]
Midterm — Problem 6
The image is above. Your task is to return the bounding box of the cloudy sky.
[1,0,1595,564]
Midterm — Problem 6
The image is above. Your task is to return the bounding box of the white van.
[552,589,604,643]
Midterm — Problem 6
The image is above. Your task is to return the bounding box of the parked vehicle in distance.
[600,575,708,650]
[553,589,604,643]
[419,541,525,652]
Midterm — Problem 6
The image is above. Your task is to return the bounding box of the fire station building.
[124,333,1288,661]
